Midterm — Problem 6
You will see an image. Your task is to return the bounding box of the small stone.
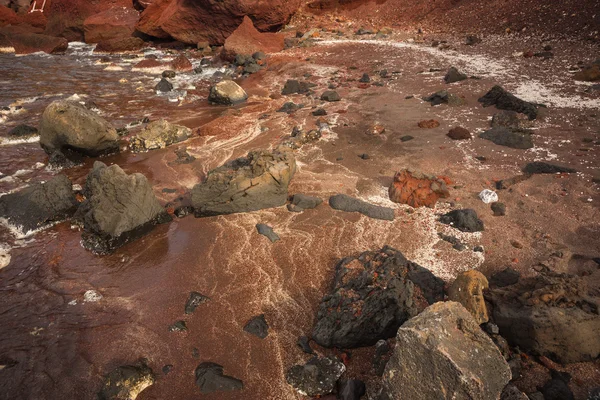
[359,73,371,83]
[418,119,440,129]
[168,320,187,332]
[312,108,327,116]
[162,365,173,375]
[155,78,173,92]
[491,202,506,216]
[359,153,370,159]
[447,126,471,140]
[400,135,414,142]
[243,314,269,339]
[321,90,341,102]
[256,224,280,243]
[185,292,210,314]
[285,357,346,397]
[162,70,176,78]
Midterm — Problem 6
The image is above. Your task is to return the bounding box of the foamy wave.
[0,243,10,269]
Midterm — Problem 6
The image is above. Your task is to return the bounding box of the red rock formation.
[389,169,450,208]
[222,16,284,60]
[136,0,301,45]
[0,26,67,53]
[94,36,145,52]
[83,7,140,43]
[171,53,192,71]
[0,5,46,30]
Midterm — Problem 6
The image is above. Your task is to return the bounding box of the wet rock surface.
[285,356,345,397]
[312,246,444,348]
[129,119,190,152]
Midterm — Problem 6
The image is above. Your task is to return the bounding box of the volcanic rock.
[208,80,248,105]
[256,223,280,243]
[444,67,467,83]
[312,246,444,348]
[447,126,471,140]
[285,357,345,397]
[222,16,284,60]
[98,364,155,400]
[381,302,511,400]
[489,267,521,288]
[448,270,489,324]
[94,37,145,52]
[185,292,210,314]
[329,194,395,221]
[129,119,190,152]
[359,73,370,83]
[0,175,77,235]
[74,162,171,254]
[522,162,577,174]
[191,148,296,216]
[486,271,600,363]
[83,7,139,43]
[388,169,450,208]
[155,78,173,92]
[478,85,539,120]
[479,127,533,149]
[195,362,243,394]
[39,100,119,162]
[243,314,269,338]
[321,90,341,102]
[440,209,484,232]
[540,370,575,400]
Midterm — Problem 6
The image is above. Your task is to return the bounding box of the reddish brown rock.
[0,5,18,26]
[0,5,46,30]
[171,53,193,72]
[574,62,600,82]
[418,119,440,129]
[447,126,471,140]
[83,7,140,43]
[95,37,145,53]
[133,59,167,69]
[222,16,284,60]
[136,0,301,45]
[388,169,450,208]
[0,28,67,54]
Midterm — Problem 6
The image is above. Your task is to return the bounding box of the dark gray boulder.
[312,246,444,348]
[0,175,77,236]
[439,209,484,232]
[478,85,539,120]
[74,162,171,254]
[195,362,243,394]
[329,194,394,221]
[285,357,345,397]
[191,148,296,216]
[479,127,534,149]
[444,67,467,83]
[281,79,312,95]
[155,78,173,92]
[243,314,269,339]
[522,162,576,174]
[287,193,323,212]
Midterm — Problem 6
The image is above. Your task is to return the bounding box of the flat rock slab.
[329,194,394,221]
[522,162,576,174]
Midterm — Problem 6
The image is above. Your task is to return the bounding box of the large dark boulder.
[0,175,77,236]
[74,162,171,254]
[191,148,296,216]
[478,85,539,120]
[39,100,119,163]
[486,272,600,363]
[312,246,444,348]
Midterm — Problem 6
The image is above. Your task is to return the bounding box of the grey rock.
[321,90,341,102]
[155,78,173,92]
[129,119,190,152]
[195,362,243,394]
[256,223,280,242]
[290,194,322,211]
[208,80,248,105]
[338,379,366,400]
[243,314,269,338]
[479,127,534,149]
[285,357,345,397]
[329,194,394,221]
[439,209,484,232]
[8,124,38,137]
[501,384,529,400]
[491,111,525,129]
[522,162,576,174]
[491,202,506,216]
[381,302,511,400]
[444,67,467,83]
[359,73,371,83]
[478,85,539,120]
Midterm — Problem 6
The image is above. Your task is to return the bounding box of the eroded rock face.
[312,246,444,348]
[381,302,511,400]
[0,175,77,235]
[74,162,171,254]
[388,169,449,208]
[191,148,296,216]
[285,357,345,397]
[222,16,284,60]
[208,80,248,105]
[98,364,155,400]
[136,0,301,45]
[448,270,489,324]
[486,272,600,363]
[39,100,119,163]
[129,119,190,152]
[83,7,140,43]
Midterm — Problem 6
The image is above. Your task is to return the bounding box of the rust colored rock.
[0,5,46,30]
[0,5,18,26]
[447,126,471,140]
[448,270,489,324]
[388,169,450,208]
[95,37,145,53]
[222,16,284,61]
[171,54,193,72]
[136,0,301,45]
[133,59,167,70]
[0,29,67,54]
[418,119,440,128]
[83,7,140,43]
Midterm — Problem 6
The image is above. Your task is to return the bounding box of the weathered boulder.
[208,80,248,105]
[312,246,444,348]
[479,127,534,149]
[191,148,296,216]
[0,175,77,236]
[478,85,539,120]
[83,7,139,43]
[155,78,173,92]
[486,271,600,363]
[381,302,511,400]
[439,209,484,232]
[243,314,269,338]
[94,37,145,53]
[136,0,301,45]
[222,16,284,60]
[74,162,171,254]
[448,270,489,324]
[321,90,341,102]
[329,194,395,221]
[285,357,345,397]
[447,126,471,140]
[98,364,154,400]
[282,79,312,95]
[129,119,190,152]
[39,100,119,163]
[195,362,243,394]
[388,169,449,208]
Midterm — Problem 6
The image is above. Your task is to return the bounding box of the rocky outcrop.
[129,119,190,152]
[83,7,139,43]
[208,80,248,105]
[329,194,395,221]
[222,16,284,60]
[448,270,489,324]
[74,162,171,254]
[312,246,444,348]
[191,148,296,216]
[98,364,154,400]
[381,302,511,400]
[285,357,345,397]
[195,362,243,394]
[136,0,301,45]
[0,28,67,54]
[39,100,119,163]
[478,85,539,120]
[388,169,449,208]
[0,175,77,236]
[486,271,600,363]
